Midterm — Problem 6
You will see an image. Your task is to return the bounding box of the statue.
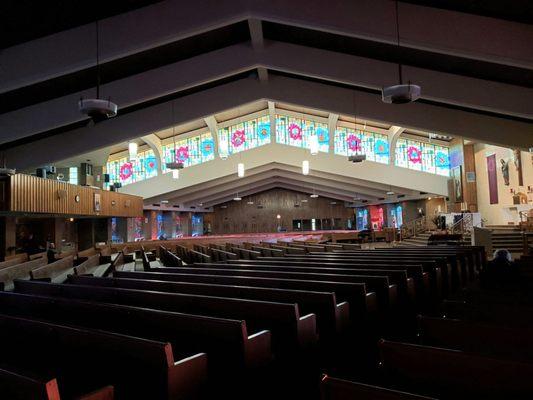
[500,159,510,186]
[513,149,523,186]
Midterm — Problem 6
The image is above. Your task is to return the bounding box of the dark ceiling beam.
[3,0,532,93]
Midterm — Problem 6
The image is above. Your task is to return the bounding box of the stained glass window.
[161,132,215,172]
[218,115,270,156]
[395,138,450,176]
[106,148,158,187]
[334,127,389,164]
[275,115,329,153]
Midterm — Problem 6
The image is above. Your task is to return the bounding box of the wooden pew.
[320,375,435,400]
[209,248,238,262]
[29,256,75,283]
[0,254,29,270]
[0,257,48,290]
[0,365,115,400]
[204,262,415,308]
[15,279,317,357]
[151,266,397,312]
[0,313,207,400]
[159,246,183,267]
[68,274,350,342]
[251,246,284,257]
[417,315,533,362]
[113,270,377,324]
[77,247,99,259]
[379,339,533,399]
[74,254,111,277]
[1,289,272,374]
[230,247,261,260]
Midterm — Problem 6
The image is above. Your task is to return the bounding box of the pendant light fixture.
[166,101,183,179]
[310,187,319,198]
[381,0,421,104]
[302,160,310,175]
[79,20,118,121]
[128,142,138,161]
[233,192,242,201]
[237,162,245,178]
[309,134,319,155]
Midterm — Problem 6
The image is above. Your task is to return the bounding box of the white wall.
[474,144,533,225]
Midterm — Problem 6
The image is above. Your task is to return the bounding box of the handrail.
[400,216,428,240]
[449,213,473,235]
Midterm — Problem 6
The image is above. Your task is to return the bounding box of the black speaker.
[36,168,47,178]
[104,174,110,183]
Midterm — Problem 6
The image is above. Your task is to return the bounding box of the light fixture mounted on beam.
[128,142,138,161]
[237,163,245,178]
[309,135,319,155]
[381,0,421,104]
[302,160,310,175]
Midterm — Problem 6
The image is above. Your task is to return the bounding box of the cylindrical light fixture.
[128,142,138,161]
[172,169,179,179]
[219,140,229,160]
[237,163,245,178]
[310,135,319,155]
[302,160,310,175]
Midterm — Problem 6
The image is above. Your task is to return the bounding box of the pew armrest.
[335,301,350,334]
[245,330,272,369]
[167,353,208,400]
[365,292,378,315]
[297,313,319,349]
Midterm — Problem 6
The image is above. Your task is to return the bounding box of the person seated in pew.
[480,249,519,288]
[46,242,57,264]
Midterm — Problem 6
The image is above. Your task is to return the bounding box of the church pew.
[73,254,111,277]
[151,266,397,312]
[0,313,207,400]
[2,288,272,374]
[14,279,317,357]
[251,246,284,257]
[417,315,533,362]
[320,375,436,400]
[0,365,115,400]
[266,244,306,255]
[205,262,415,308]
[29,256,75,283]
[113,270,377,326]
[159,246,183,267]
[230,247,261,260]
[68,274,350,342]
[0,256,48,290]
[275,256,442,299]
[379,339,533,399]
[209,248,238,262]
[0,255,28,271]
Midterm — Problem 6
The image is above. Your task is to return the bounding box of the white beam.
[267,101,277,143]
[327,113,339,151]
[203,116,220,157]
[387,126,405,165]
[141,134,164,174]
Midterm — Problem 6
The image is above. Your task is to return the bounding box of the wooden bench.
[320,375,436,400]
[2,289,272,374]
[15,279,317,357]
[0,254,29,270]
[159,246,183,267]
[68,274,350,342]
[0,257,48,290]
[205,262,415,309]
[152,266,397,312]
[230,247,261,260]
[0,313,207,400]
[30,256,75,283]
[418,315,533,362]
[379,339,533,399]
[74,254,111,277]
[113,270,376,324]
[209,248,238,262]
[0,365,115,400]
[251,246,284,257]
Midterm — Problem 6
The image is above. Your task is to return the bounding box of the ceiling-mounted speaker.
[382,84,421,104]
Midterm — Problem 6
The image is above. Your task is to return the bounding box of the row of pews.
[1,240,532,398]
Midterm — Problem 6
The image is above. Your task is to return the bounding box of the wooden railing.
[400,216,428,240]
[519,211,533,232]
[523,232,533,255]
[449,213,474,235]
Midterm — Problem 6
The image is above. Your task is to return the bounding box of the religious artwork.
[513,149,523,186]
[119,162,133,181]
[288,123,303,141]
[93,193,101,212]
[346,134,362,152]
[451,166,463,203]
[175,146,189,162]
[231,129,246,147]
[487,154,499,205]
[500,158,510,186]
[276,114,328,152]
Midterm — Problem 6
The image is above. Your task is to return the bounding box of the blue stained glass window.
[275,115,329,153]
[218,115,270,156]
[395,137,450,176]
[162,132,215,172]
[106,148,158,187]
[334,127,389,164]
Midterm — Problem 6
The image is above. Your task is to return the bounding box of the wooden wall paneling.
[6,174,142,217]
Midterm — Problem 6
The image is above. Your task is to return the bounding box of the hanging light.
[310,135,319,155]
[172,169,179,179]
[237,163,245,178]
[233,193,242,201]
[386,185,395,196]
[302,160,310,175]
[128,142,138,161]
[310,194,319,198]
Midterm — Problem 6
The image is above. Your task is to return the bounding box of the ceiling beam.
[203,116,220,158]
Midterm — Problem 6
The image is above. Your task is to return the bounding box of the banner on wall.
[487,154,499,205]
